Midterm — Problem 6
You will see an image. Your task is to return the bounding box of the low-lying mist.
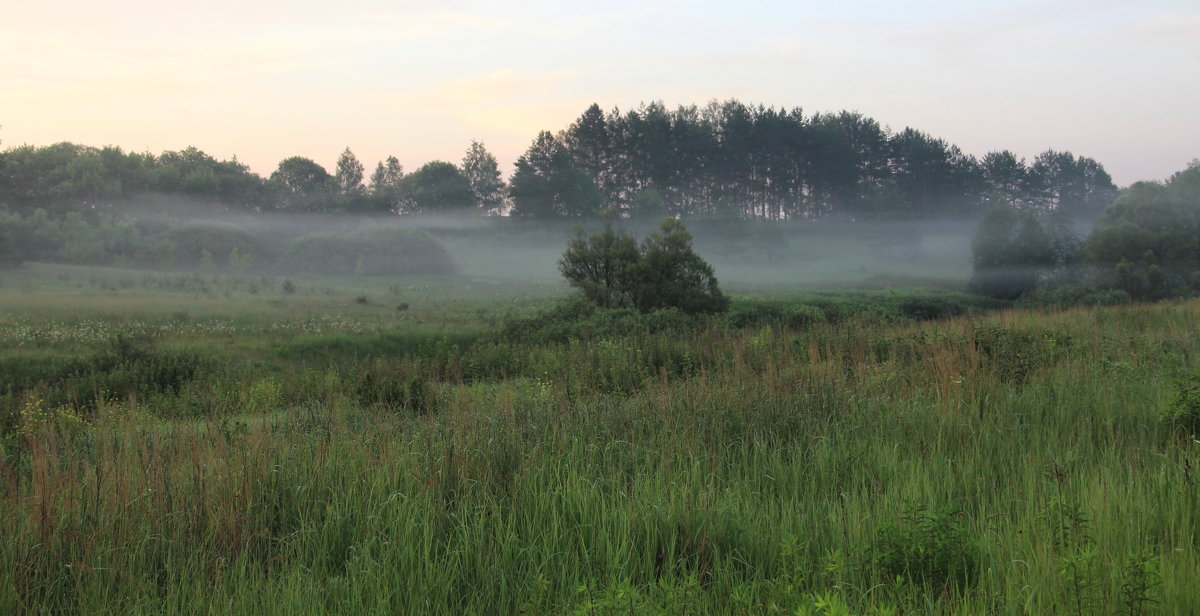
[3,193,983,292]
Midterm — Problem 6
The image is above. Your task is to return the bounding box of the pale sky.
[3,0,1197,186]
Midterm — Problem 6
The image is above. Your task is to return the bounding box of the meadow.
[1,260,1198,614]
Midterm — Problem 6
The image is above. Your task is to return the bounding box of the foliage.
[269,156,336,211]
[334,147,364,196]
[559,219,728,314]
[284,226,456,276]
[1,272,1200,613]
[728,300,826,329]
[1160,374,1200,435]
[871,505,983,590]
[461,140,506,214]
[1082,163,1200,300]
[539,100,1115,220]
[970,202,1079,299]
[169,220,274,269]
[1014,284,1130,310]
[509,131,603,218]
[557,223,641,308]
[495,295,700,345]
[367,155,405,213]
[0,103,1118,225]
[0,209,22,267]
[635,218,729,313]
[396,161,474,214]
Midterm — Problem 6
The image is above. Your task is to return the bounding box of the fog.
[5,193,987,292]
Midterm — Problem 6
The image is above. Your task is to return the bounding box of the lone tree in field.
[559,218,729,314]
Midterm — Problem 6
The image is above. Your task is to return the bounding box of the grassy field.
[1,262,1198,614]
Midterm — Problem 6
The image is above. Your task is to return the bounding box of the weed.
[871,505,983,591]
[1118,552,1161,616]
[1161,374,1200,435]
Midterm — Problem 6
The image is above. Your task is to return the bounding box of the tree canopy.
[1082,161,1200,299]
[397,161,474,215]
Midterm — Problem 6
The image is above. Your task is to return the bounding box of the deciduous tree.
[461,141,506,214]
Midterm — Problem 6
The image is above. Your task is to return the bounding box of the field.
[2,258,1198,614]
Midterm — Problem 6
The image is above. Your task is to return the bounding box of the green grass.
[1,262,1197,614]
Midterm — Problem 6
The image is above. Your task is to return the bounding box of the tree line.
[971,160,1200,302]
[1,99,1117,222]
[0,140,505,217]
[516,101,1117,221]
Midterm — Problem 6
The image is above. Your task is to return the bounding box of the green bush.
[169,220,275,269]
[728,300,825,329]
[1015,285,1131,310]
[559,219,728,315]
[0,336,217,423]
[496,296,700,346]
[283,227,456,276]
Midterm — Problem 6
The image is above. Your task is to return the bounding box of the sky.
[3,0,1197,186]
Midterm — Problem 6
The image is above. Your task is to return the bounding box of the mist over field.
[3,86,1199,614]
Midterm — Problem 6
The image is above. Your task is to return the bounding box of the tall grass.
[2,299,1199,613]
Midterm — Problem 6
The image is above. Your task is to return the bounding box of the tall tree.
[564,103,616,202]
[1029,150,1117,219]
[335,147,364,196]
[461,141,506,214]
[888,128,983,218]
[509,132,602,218]
[981,150,1030,208]
[370,156,404,191]
[366,156,405,213]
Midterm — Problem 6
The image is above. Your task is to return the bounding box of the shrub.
[970,202,1078,300]
[893,295,966,321]
[559,219,728,315]
[1161,374,1200,435]
[728,300,825,329]
[284,227,456,276]
[169,220,274,269]
[496,295,701,345]
[1015,284,1131,310]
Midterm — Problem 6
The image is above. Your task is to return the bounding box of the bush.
[970,202,1078,300]
[559,219,728,315]
[284,227,456,276]
[169,220,274,269]
[1015,284,1131,310]
[728,300,825,329]
[496,295,700,345]
[1081,165,1200,300]
[893,295,967,321]
[0,336,217,421]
